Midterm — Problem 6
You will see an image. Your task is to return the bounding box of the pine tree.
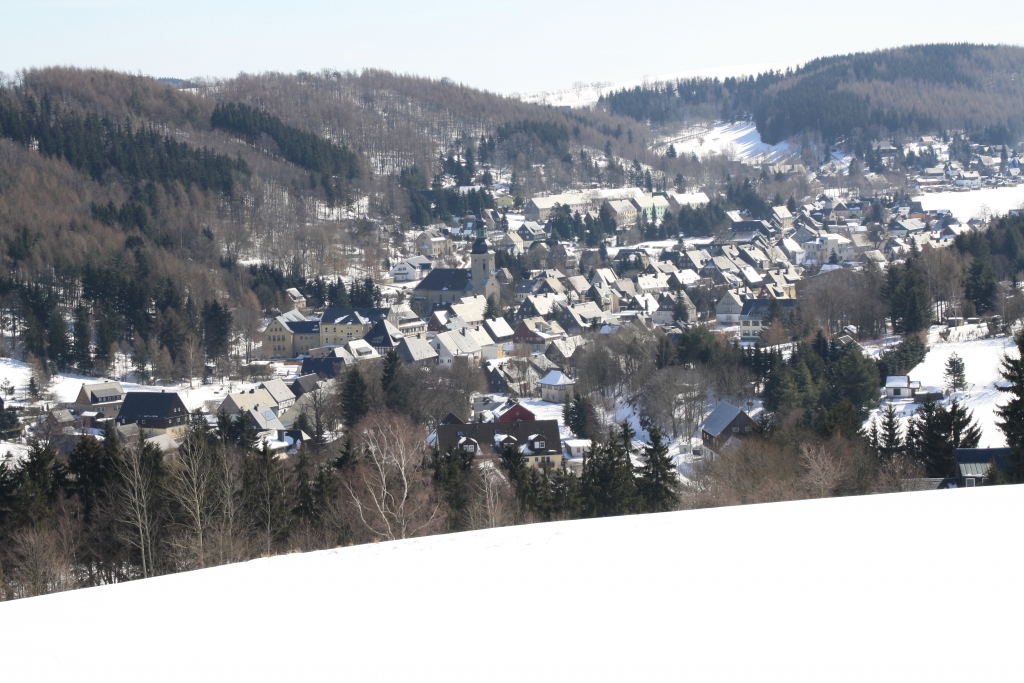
[636,428,679,513]
[878,402,904,459]
[996,329,1024,481]
[944,352,967,392]
[912,399,981,477]
[341,367,369,429]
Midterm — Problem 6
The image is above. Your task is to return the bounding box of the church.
[412,224,499,315]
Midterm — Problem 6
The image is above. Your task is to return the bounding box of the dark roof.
[363,319,403,348]
[436,419,562,456]
[287,321,321,334]
[320,308,389,325]
[956,448,1010,472]
[118,391,188,421]
[740,298,799,317]
[439,412,464,426]
[701,401,750,437]
[290,374,321,396]
[471,237,492,255]
[414,268,473,292]
[300,357,346,378]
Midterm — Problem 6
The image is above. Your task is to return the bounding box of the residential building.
[700,401,756,454]
[435,419,563,470]
[116,391,190,439]
[388,255,433,282]
[538,370,575,403]
[70,381,125,420]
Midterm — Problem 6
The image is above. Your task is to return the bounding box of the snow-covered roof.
[539,370,574,386]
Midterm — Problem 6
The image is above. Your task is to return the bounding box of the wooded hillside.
[600,44,1024,145]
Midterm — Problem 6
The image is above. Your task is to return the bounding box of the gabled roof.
[259,379,296,405]
[362,319,404,349]
[483,317,515,341]
[414,268,473,293]
[539,370,574,386]
[397,337,439,363]
[701,402,744,437]
[290,374,321,396]
[320,308,390,326]
[82,381,124,401]
[118,391,188,421]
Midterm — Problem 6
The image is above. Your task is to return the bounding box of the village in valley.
[2,123,1021,493]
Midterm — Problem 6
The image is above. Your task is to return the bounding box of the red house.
[497,403,537,423]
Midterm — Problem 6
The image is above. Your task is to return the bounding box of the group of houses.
[44,373,327,456]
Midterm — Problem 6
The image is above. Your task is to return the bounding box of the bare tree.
[112,439,161,578]
[346,411,443,541]
[466,464,519,530]
[178,334,202,389]
[165,426,220,569]
[800,442,850,498]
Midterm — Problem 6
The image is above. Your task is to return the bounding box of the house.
[498,231,525,255]
[885,376,921,400]
[388,255,433,282]
[716,290,744,324]
[345,339,381,362]
[319,308,390,347]
[71,381,125,419]
[259,379,297,411]
[538,370,575,404]
[562,438,592,458]
[396,337,439,366]
[667,192,710,213]
[631,194,669,220]
[545,336,586,368]
[738,299,798,338]
[220,388,281,418]
[262,316,321,358]
[285,288,307,313]
[433,328,483,366]
[524,193,592,222]
[415,227,452,257]
[955,448,1010,487]
[770,206,793,231]
[289,374,321,398]
[116,391,190,438]
[483,317,515,344]
[362,319,405,354]
[48,408,77,434]
[435,419,562,470]
[604,199,637,226]
[512,317,566,352]
[700,401,756,454]
[496,402,537,423]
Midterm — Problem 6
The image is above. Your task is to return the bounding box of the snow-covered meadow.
[915,184,1024,221]
[1,485,1019,682]
[865,328,1017,447]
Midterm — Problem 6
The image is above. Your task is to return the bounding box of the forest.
[600,44,1024,146]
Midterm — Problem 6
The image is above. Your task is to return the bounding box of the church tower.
[470,222,499,301]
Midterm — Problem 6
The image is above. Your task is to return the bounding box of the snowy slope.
[520,62,791,108]
[665,120,793,164]
[866,332,1016,448]
[915,185,1024,221]
[2,487,1022,682]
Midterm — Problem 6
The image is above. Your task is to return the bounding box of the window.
[732,427,739,433]
[966,478,976,487]
[535,441,545,449]
[893,388,901,396]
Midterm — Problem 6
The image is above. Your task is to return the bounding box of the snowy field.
[520,62,791,108]
[665,121,793,164]
[1,486,1020,682]
[915,184,1024,220]
[865,330,1016,447]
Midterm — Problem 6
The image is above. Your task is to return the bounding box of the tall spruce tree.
[878,402,904,459]
[944,353,967,392]
[341,368,369,429]
[996,331,1024,481]
[637,428,679,513]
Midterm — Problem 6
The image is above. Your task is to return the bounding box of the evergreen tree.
[636,428,679,513]
[341,368,369,429]
[910,399,981,477]
[72,304,93,372]
[995,331,1024,481]
[431,447,475,529]
[944,352,967,392]
[581,423,638,517]
[878,403,904,459]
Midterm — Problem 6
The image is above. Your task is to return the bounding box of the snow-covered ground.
[520,62,792,108]
[2,486,1020,682]
[914,184,1024,221]
[865,328,1016,447]
[664,121,794,164]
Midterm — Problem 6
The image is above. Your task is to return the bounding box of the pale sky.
[1,0,1021,95]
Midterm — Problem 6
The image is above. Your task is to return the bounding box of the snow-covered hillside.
[915,185,1024,221]
[865,329,1016,448]
[663,120,793,164]
[520,62,791,108]
[2,487,1021,682]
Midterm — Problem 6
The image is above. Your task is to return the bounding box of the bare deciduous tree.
[112,439,161,578]
[166,427,220,569]
[801,443,851,498]
[347,411,443,541]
